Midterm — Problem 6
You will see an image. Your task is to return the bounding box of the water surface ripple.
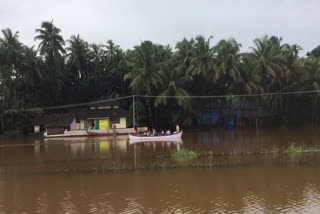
[1,127,320,213]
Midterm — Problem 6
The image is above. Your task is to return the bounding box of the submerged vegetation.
[285,143,304,154]
[172,149,198,160]
[271,145,280,155]
[271,143,320,155]
[1,20,320,133]
[40,146,320,174]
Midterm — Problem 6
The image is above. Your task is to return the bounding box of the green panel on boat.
[95,120,99,130]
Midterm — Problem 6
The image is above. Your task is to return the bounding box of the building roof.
[88,100,120,108]
[33,113,75,126]
[67,108,128,120]
[33,107,128,126]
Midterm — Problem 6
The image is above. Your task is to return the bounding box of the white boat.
[128,130,183,141]
[129,139,183,145]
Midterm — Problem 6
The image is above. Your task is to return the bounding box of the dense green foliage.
[1,21,320,133]
[172,149,198,160]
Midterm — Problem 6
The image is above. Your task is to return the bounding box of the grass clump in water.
[172,149,197,160]
[271,145,280,154]
[285,143,303,154]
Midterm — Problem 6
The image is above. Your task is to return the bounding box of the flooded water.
[1,127,320,213]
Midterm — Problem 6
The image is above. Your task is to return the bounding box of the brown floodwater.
[1,127,320,213]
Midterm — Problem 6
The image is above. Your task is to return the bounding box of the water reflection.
[1,128,320,213]
[38,137,183,162]
[1,168,320,213]
[129,139,183,145]
[0,127,319,163]
[40,137,128,161]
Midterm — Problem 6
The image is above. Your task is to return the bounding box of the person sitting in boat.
[161,130,165,135]
[152,129,156,136]
[174,124,180,134]
[143,129,149,136]
[166,130,171,135]
[135,127,140,135]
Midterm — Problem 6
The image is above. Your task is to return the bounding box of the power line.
[135,90,320,98]
[6,96,133,113]
[5,90,320,113]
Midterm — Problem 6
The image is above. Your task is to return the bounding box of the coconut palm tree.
[297,57,320,125]
[0,28,23,108]
[0,28,23,133]
[124,41,168,127]
[87,43,107,99]
[155,61,192,108]
[269,44,304,92]
[175,37,195,69]
[66,34,89,80]
[88,43,105,77]
[250,35,283,90]
[34,21,66,103]
[0,28,22,67]
[155,60,193,126]
[104,40,119,63]
[20,46,47,87]
[213,39,242,93]
[187,35,214,78]
[304,57,320,91]
[307,45,320,57]
[16,46,47,107]
[34,21,65,58]
[236,54,264,94]
[124,41,162,95]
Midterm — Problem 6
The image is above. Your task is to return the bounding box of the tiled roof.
[66,107,128,120]
[33,113,75,126]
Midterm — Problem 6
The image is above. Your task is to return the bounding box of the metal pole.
[133,95,135,128]
[0,110,3,135]
[1,91,4,135]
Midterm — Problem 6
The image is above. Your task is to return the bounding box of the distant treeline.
[1,21,320,134]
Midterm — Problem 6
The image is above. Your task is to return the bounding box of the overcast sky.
[0,0,319,55]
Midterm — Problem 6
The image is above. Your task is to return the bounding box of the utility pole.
[1,92,4,135]
[0,111,3,135]
[133,95,135,128]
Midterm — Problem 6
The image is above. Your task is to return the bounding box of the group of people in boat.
[134,124,180,136]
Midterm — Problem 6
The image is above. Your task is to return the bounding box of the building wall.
[201,112,220,125]
[114,117,126,128]
[84,120,90,129]
[99,119,110,130]
[70,118,77,131]
[46,127,65,135]
[80,120,85,130]
[34,125,40,133]
[80,120,91,130]
[95,119,99,130]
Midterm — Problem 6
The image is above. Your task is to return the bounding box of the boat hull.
[44,130,88,138]
[86,130,116,136]
[129,130,182,141]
